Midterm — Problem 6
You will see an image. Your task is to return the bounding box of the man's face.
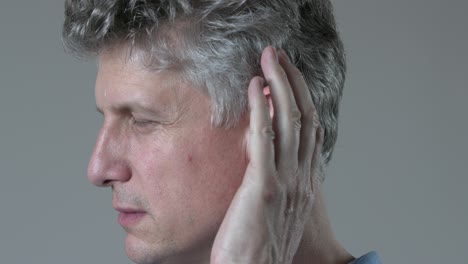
[88,47,248,263]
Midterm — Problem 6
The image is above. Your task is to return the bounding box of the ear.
[262,85,274,121]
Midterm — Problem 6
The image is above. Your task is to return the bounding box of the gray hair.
[62,0,346,182]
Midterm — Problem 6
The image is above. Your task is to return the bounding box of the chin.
[124,229,214,264]
[125,233,172,264]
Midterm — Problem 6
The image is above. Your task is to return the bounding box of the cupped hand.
[211,46,324,264]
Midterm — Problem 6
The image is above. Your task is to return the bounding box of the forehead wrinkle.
[96,48,186,116]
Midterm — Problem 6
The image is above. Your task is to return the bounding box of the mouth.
[114,206,146,227]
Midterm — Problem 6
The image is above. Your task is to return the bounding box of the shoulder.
[348,251,382,264]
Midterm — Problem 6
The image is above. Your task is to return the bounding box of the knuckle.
[311,111,321,129]
[303,106,315,123]
[263,178,283,204]
[298,185,314,202]
[260,125,275,140]
[290,108,302,130]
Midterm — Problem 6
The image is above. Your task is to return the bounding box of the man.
[63,0,381,263]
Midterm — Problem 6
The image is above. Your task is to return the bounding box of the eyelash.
[131,117,154,127]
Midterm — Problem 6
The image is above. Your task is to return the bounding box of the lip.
[114,206,146,227]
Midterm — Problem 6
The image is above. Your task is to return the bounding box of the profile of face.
[87,46,249,263]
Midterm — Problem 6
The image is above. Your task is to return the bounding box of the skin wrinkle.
[65,1,356,263]
[63,1,346,172]
[90,46,249,263]
[86,40,356,264]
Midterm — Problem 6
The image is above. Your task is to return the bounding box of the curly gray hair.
[62,0,346,182]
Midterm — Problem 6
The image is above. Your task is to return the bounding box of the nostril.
[102,179,113,186]
[88,158,132,187]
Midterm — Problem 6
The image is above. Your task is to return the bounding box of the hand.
[210,46,324,264]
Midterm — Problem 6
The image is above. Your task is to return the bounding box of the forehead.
[95,46,186,113]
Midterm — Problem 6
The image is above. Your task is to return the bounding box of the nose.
[87,121,131,187]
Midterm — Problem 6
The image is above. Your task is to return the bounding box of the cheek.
[186,130,246,205]
[129,124,247,230]
[132,130,245,206]
[176,139,241,200]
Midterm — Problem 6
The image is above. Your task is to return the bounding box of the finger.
[246,76,276,183]
[260,46,300,173]
[277,49,320,167]
[309,126,324,193]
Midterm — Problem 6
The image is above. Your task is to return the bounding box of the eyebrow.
[96,102,163,116]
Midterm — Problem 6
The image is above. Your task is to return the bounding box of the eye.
[131,117,154,127]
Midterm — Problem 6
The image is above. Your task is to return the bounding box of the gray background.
[0,0,466,263]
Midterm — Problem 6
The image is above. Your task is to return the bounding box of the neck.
[160,184,354,264]
[292,184,354,264]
